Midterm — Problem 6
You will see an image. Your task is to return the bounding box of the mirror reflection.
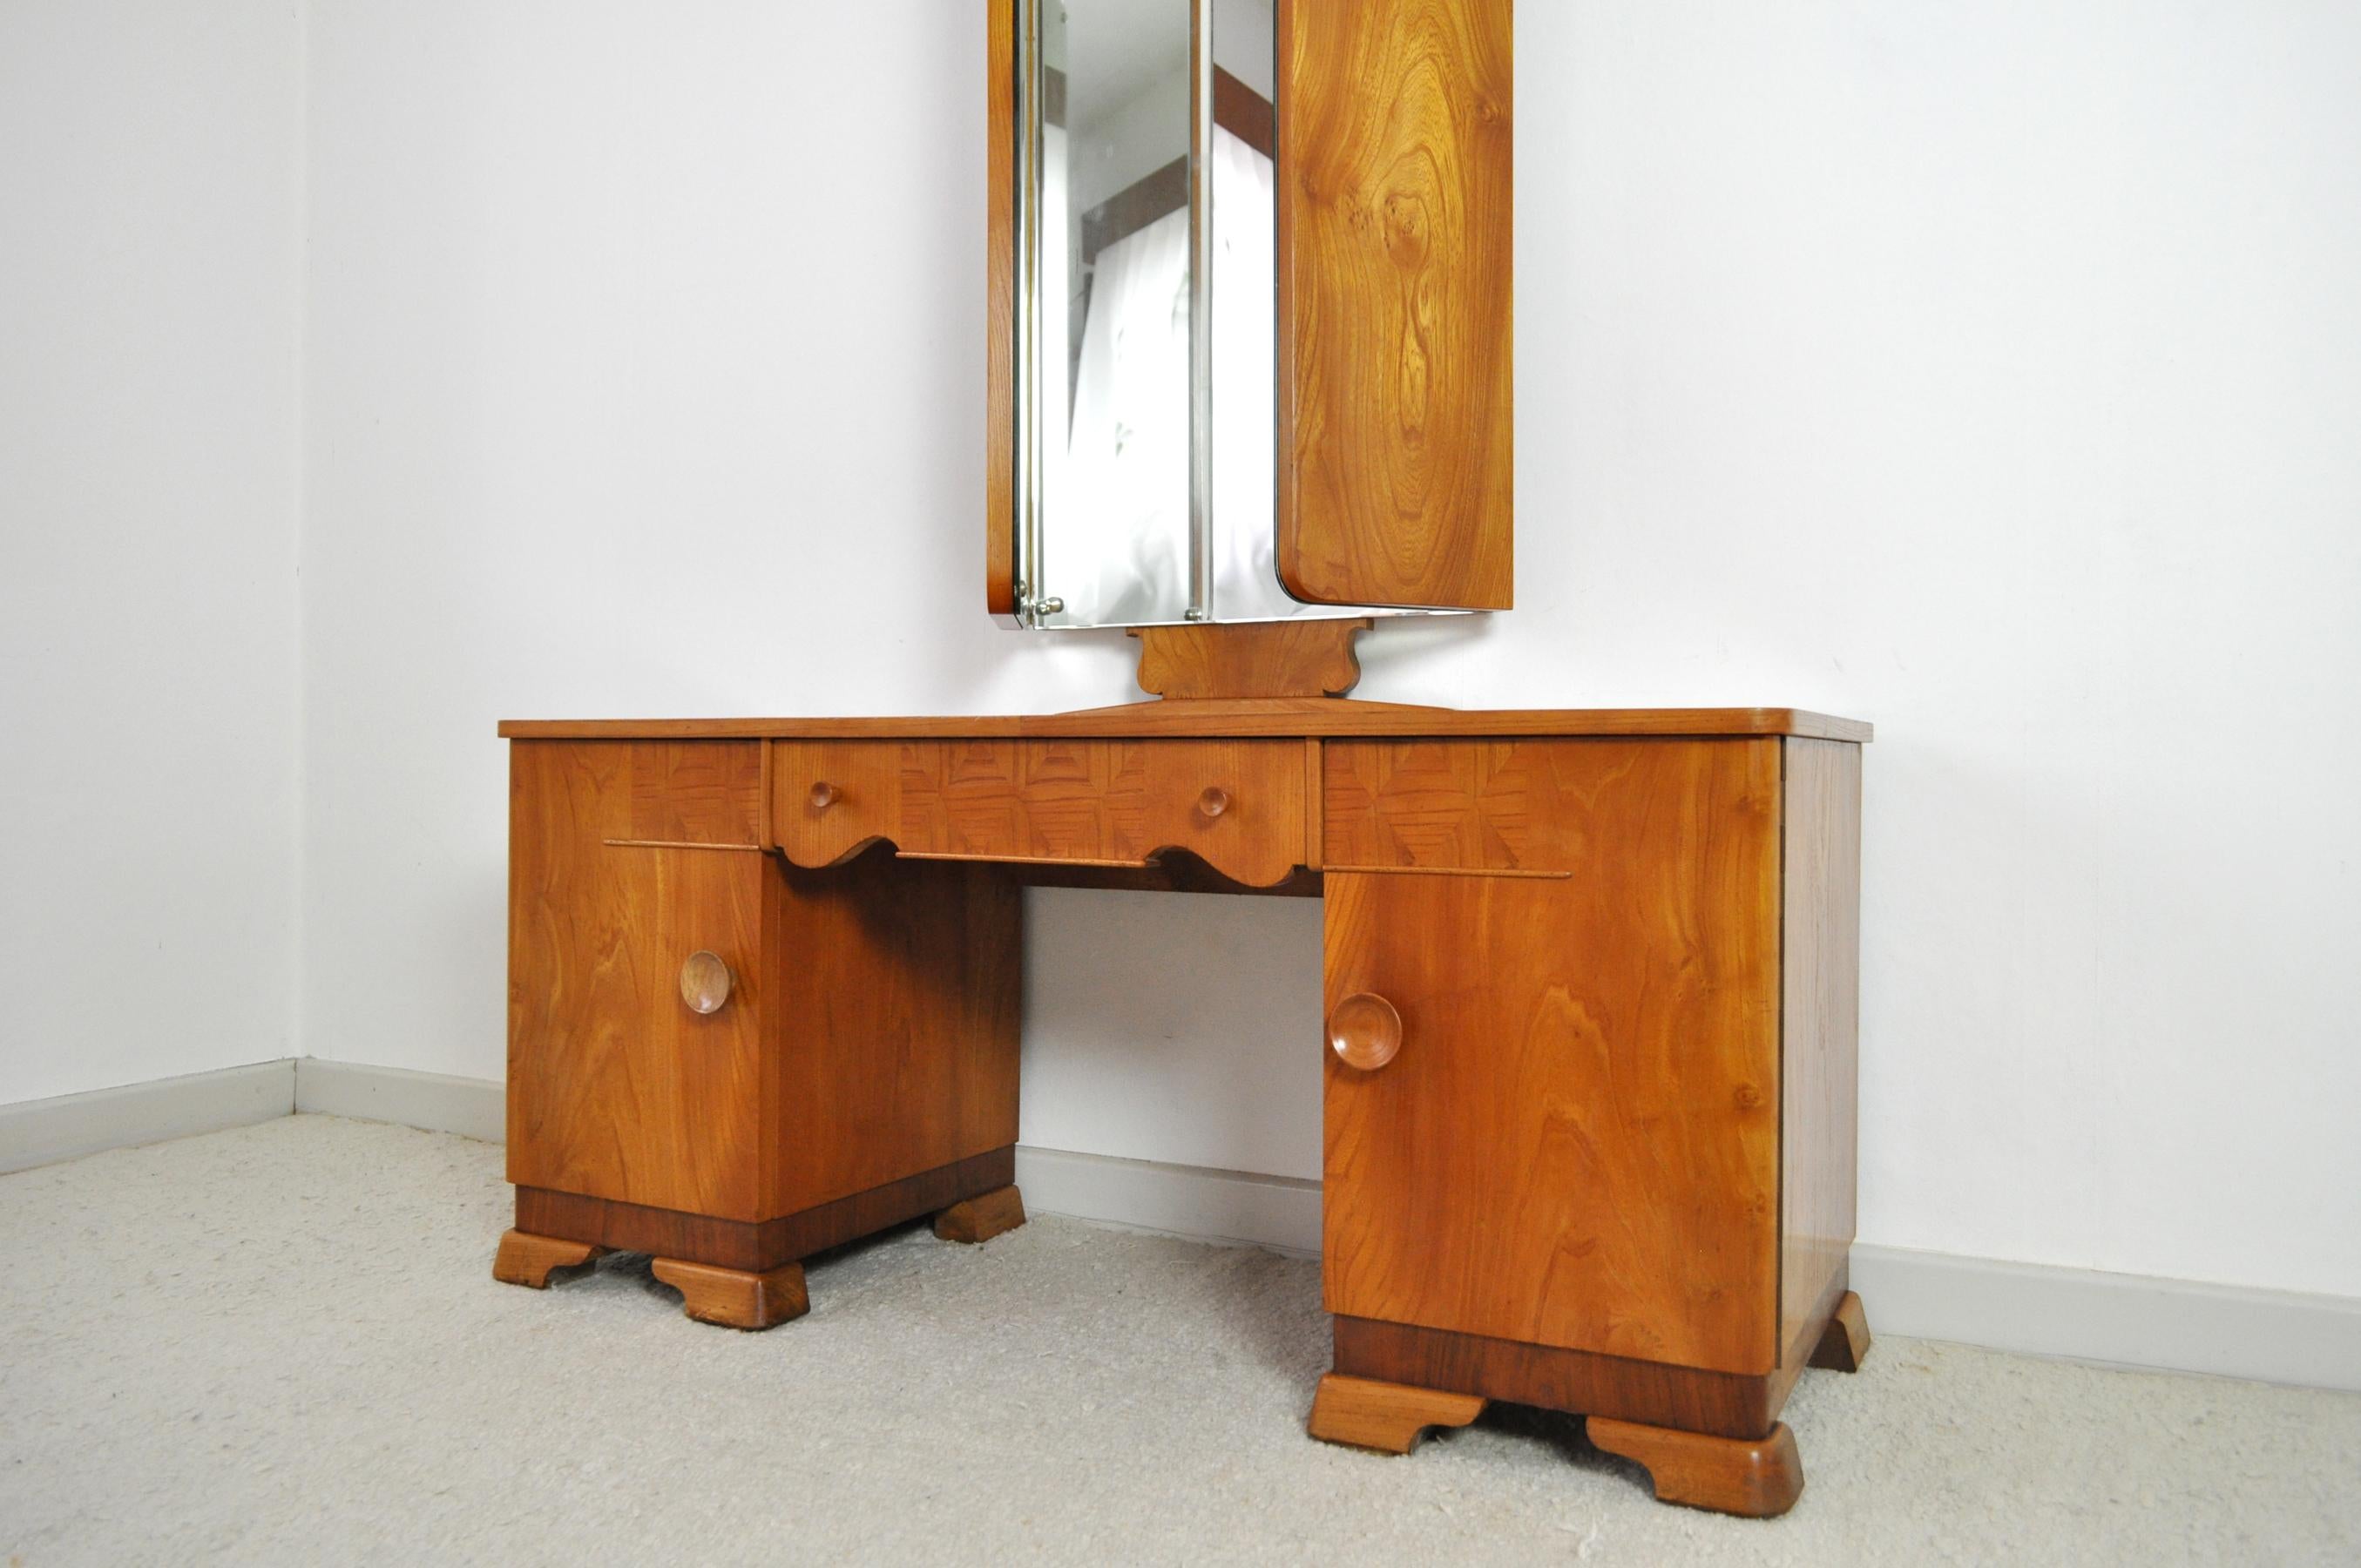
[1021,0,1350,628]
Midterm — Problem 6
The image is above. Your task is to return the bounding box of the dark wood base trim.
[1329,1255,1860,1444]
[514,1146,1016,1273]
[1332,1317,1781,1441]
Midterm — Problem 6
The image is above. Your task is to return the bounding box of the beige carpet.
[3,1116,2356,1565]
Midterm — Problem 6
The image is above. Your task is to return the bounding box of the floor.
[3,1118,2356,1565]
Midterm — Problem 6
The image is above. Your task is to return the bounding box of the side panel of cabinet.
[507,741,768,1220]
[1321,739,1782,1375]
[764,855,1022,1216]
[1778,738,1863,1362]
[1278,0,1514,610]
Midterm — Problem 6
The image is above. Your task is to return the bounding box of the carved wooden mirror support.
[1130,618,1370,700]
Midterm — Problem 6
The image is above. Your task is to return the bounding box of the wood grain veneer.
[903,740,1305,885]
[1321,740,1783,1375]
[507,743,769,1220]
[773,740,908,867]
[1325,736,1729,872]
[500,707,1874,743]
[1130,619,1370,700]
[625,741,764,844]
[1779,738,1863,1367]
[766,854,1020,1216]
[776,739,1310,888]
[1278,0,1513,610]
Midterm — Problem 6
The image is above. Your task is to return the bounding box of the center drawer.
[775,739,1309,887]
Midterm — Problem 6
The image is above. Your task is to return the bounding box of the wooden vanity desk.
[497,656,1870,1517]
[494,0,1873,1521]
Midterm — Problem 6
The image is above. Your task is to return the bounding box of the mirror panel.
[1024,0,1194,627]
[1015,0,1380,629]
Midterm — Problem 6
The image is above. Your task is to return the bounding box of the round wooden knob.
[679,950,734,1015]
[808,781,839,811]
[1196,786,1230,821]
[1328,992,1402,1072]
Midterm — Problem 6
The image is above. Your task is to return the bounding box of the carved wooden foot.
[492,1229,608,1288]
[1307,1374,1487,1456]
[1809,1289,1872,1372]
[1586,1416,1803,1517]
[933,1184,1027,1245]
[650,1257,810,1330]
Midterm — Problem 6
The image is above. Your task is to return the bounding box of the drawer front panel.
[1321,738,1783,1375]
[775,741,903,867]
[1327,738,1719,874]
[779,739,1309,887]
[614,740,763,845]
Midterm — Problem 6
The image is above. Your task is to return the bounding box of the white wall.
[241,0,2361,1304]
[0,0,305,1105]
[1494,0,2361,1301]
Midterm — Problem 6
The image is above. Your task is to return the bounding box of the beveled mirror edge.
[1014,0,1048,623]
[1187,0,1215,622]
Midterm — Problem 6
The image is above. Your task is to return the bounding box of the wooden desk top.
[497,702,1871,744]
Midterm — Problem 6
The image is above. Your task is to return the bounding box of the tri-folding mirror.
[986,0,1515,631]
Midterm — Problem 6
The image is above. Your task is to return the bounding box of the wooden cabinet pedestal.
[497,739,1026,1329]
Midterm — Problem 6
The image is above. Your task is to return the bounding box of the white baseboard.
[0,1060,294,1175]
[12,1058,2359,1392]
[294,1058,505,1143]
[1012,1156,2361,1391]
[1013,1145,1322,1257]
[1849,1242,2361,1392]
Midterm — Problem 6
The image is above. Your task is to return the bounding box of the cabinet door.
[508,743,767,1220]
[1278,0,1514,610]
[1321,740,1782,1375]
